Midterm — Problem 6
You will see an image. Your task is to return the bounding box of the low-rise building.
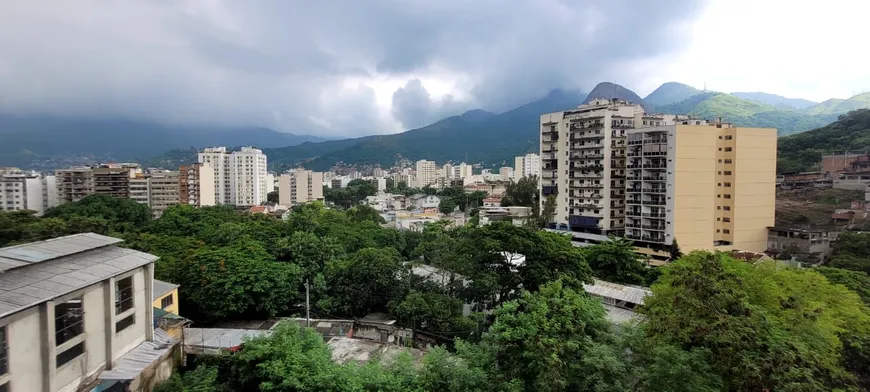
[766,227,837,264]
[409,194,440,209]
[583,279,650,324]
[278,170,325,207]
[0,233,177,392]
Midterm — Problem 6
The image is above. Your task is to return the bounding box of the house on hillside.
[583,279,650,325]
[0,233,178,392]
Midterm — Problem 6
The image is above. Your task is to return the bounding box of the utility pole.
[305,279,310,327]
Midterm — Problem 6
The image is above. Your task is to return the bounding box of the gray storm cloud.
[0,0,709,137]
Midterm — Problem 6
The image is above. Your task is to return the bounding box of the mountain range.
[2,81,870,171]
[0,115,324,169]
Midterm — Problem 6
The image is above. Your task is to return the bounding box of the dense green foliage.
[323,178,377,208]
[6,194,870,391]
[778,109,870,173]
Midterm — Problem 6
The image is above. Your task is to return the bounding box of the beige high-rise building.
[278,170,324,207]
[415,160,438,188]
[128,171,182,218]
[625,121,776,253]
[179,163,216,207]
[514,153,541,179]
[198,146,268,206]
[541,99,776,259]
[92,164,139,199]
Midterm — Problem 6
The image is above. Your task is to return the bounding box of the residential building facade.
[197,147,268,206]
[179,163,216,208]
[415,160,438,188]
[55,168,94,204]
[92,164,139,199]
[514,153,541,179]
[541,100,777,256]
[624,121,776,252]
[0,169,57,216]
[0,233,176,392]
[278,170,325,207]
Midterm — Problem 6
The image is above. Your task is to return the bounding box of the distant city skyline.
[0,0,866,138]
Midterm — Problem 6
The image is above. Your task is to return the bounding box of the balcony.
[569,215,600,227]
[571,173,603,179]
[642,176,667,181]
[570,153,605,160]
[575,164,604,171]
[542,186,558,196]
[542,152,557,160]
[642,224,666,231]
[542,137,559,144]
[642,188,666,193]
[575,143,604,149]
[643,199,666,206]
[642,212,666,218]
[644,164,667,169]
[643,151,667,156]
[570,133,604,141]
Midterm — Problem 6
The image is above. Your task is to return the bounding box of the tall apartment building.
[541,99,776,256]
[452,163,473,179]
[415,160,438,188]
[514,153,541,179]
[197,147,268,206]
[541,99,643,238]
[92,164,139,199]
[278,170,324,207]
[179,163,216,207]
[624,120,776,252]
[441,164,454,179]
[499,167,514,181]
[128,171,181,218]
[56,167,94,204]
[0,169,57,215]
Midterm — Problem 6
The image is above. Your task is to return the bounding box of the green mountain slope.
[657,92,837,136]
[731,92,816,110]
[806,98,847,115]
[0,116,325,169]
[266,89,588,171]
[583,82,650,111]
[644,82,700,107]
[777,109,870,173]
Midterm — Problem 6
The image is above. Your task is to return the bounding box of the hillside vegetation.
[643,82,700,107]
[777,109,870,173]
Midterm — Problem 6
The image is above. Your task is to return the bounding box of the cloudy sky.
[0,0,867,138]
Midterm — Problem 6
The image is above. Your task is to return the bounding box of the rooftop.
[0,233,158,319]
[583,279,651,305]
[153,279,179,301]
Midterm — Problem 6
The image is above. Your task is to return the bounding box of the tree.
[501,175,539,210]
[534,194,556,228]
[439,198,458,214]
[642,251,870,391]
[320,247,409,316]
[44,193,152,232]
[480,280,625,391]
[173,244,303,321]
[668,237,682,260]
[583,236,648,285]
[816,266,870,306]
[346,204,385,224]
[391,291,474,339]
[829,232,870,274]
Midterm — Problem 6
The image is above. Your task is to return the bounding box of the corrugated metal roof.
[0,233,122,268]
[584,279,651,305]
[183,328,272,352]
[0,245,158,319]
[100,329,177,381]
[152,279,179,300]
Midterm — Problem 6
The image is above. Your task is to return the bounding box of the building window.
[724,194,732,199]
[116,276,134,314]
[116,314,135,333]
[56,342,85,368]
[724,147,732,152]
[725,135,733,140]
[55,298,84,346]
[160,295,174,309]
[723,206,731,211]
[724,171,732,175]
[0,325,6,376]
[717,206,721,210]
[723,229,731,234]
[723,217,731,222]
[724,159,732,164]
[724,182,732,187]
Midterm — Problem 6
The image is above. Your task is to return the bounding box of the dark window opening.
[56,342,85,368]
[55,298,84,346]
[116,314,135,333]
[116,277,134,314]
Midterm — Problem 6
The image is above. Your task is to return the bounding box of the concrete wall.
[113,269,149,363]
[732,128,777,252]
[672,125,718,252]
[3,308,43,391]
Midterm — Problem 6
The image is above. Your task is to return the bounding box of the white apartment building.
[0,169,57,216]
[415,160,438,188]
[514,153,541,179]
[0,233,175,392]
[278,170,324,207]
[198,147,268,206]
[540,99,644,239]
[441,164,454,179]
